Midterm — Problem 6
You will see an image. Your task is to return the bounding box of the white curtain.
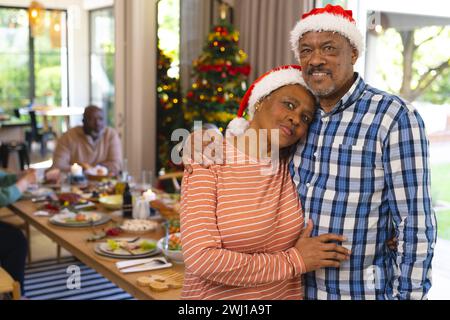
[180,0,213,93]
[234,0,314,82]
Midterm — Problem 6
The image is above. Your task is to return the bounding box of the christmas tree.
[157,49,184,173]
[183,20,251,132]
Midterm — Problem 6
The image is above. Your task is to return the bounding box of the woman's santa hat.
[290,4,364,61]
[227,65,307,137]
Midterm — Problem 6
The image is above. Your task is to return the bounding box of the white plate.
[50,211,110,227]
[85,165,109,176]
[99,239,158,257]
[23,187,54,199]
[120,219,159,233]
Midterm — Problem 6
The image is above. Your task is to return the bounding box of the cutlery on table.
[116,257,173,274]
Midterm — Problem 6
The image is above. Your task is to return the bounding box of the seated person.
[46,105,122,180]
[0,169,37,296]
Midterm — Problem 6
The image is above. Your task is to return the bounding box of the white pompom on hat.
[290,4,364,62]
[226,65,307,137]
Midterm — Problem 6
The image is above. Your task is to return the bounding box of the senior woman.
[0,169,37,296]
[180,65,351,300]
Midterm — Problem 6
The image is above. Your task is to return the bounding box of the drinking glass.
[60,173,71,193]
[140,170,153,191]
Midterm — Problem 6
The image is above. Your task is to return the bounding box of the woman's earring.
[255,103,260,112]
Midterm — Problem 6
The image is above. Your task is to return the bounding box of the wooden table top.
[9,200,184,300]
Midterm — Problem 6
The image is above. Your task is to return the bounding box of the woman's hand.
[387,237,398,251]
[183,129,223,174]
[15,169,37,193]
[80,163,92,171]
[45,168,61,183]
[294,220,351,273]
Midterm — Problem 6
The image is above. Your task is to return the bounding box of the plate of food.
[99,194,123,210]
[157,233,183,264]
[85,165,109,181]
[120,219,159,233]
[95,238,160,259]
[49,210,111,227]
[22,187,55,200]
[150,193,180,220]
[58,193,82,206]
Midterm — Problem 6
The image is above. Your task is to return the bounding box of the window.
[89,7,115,126]
[158,0,180,78]
[33,10,68,107]
[0,7,30,111]
[365,10,450,300]
[0,6,68,113]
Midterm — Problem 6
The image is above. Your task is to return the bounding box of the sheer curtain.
[180,0,213,93]
[235,0,314,82]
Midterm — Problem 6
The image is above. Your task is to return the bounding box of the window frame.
[88,6,115,125]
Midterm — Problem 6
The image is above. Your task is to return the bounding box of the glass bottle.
[122,183,133,219]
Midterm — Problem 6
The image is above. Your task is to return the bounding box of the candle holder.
[70,174,87,186]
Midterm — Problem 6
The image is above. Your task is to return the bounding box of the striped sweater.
[180,140,305,300]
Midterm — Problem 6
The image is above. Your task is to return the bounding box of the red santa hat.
[290,4,364,61]
[226,65,307,137]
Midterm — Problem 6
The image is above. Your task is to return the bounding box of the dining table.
[8,197,184,300]
[20,106,86,135]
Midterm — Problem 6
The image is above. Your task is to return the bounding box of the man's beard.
[88,128,104,140]
[308,84,336,98]
[304,67,337,98]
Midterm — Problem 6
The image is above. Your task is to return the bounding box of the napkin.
[116,257,173,274]
[33,211,50,217]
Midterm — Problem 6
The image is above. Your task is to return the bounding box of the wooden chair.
[0,208,32,263]
[25,110,56,157]
[0,268,21,300]
[1,208,62,263]
[0,142,30,171]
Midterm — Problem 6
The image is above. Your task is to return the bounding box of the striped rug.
[24,256,134,300]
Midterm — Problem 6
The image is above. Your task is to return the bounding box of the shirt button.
[314,152,319,158]
[306,183,311,188]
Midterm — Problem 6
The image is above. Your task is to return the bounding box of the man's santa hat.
[290,4,364,61]
[227,65,307,137]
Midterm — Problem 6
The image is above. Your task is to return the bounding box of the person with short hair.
[46,105,122,180]
[286,4,436,300]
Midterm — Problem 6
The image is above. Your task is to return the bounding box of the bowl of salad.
[157,233,183,264]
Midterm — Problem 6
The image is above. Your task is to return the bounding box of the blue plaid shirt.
[290,74,437,300]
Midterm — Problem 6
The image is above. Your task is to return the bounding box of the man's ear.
[351,48,359,65]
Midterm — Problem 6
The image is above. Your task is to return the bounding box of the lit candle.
[71,163,83,177]
[143,189,156,202]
